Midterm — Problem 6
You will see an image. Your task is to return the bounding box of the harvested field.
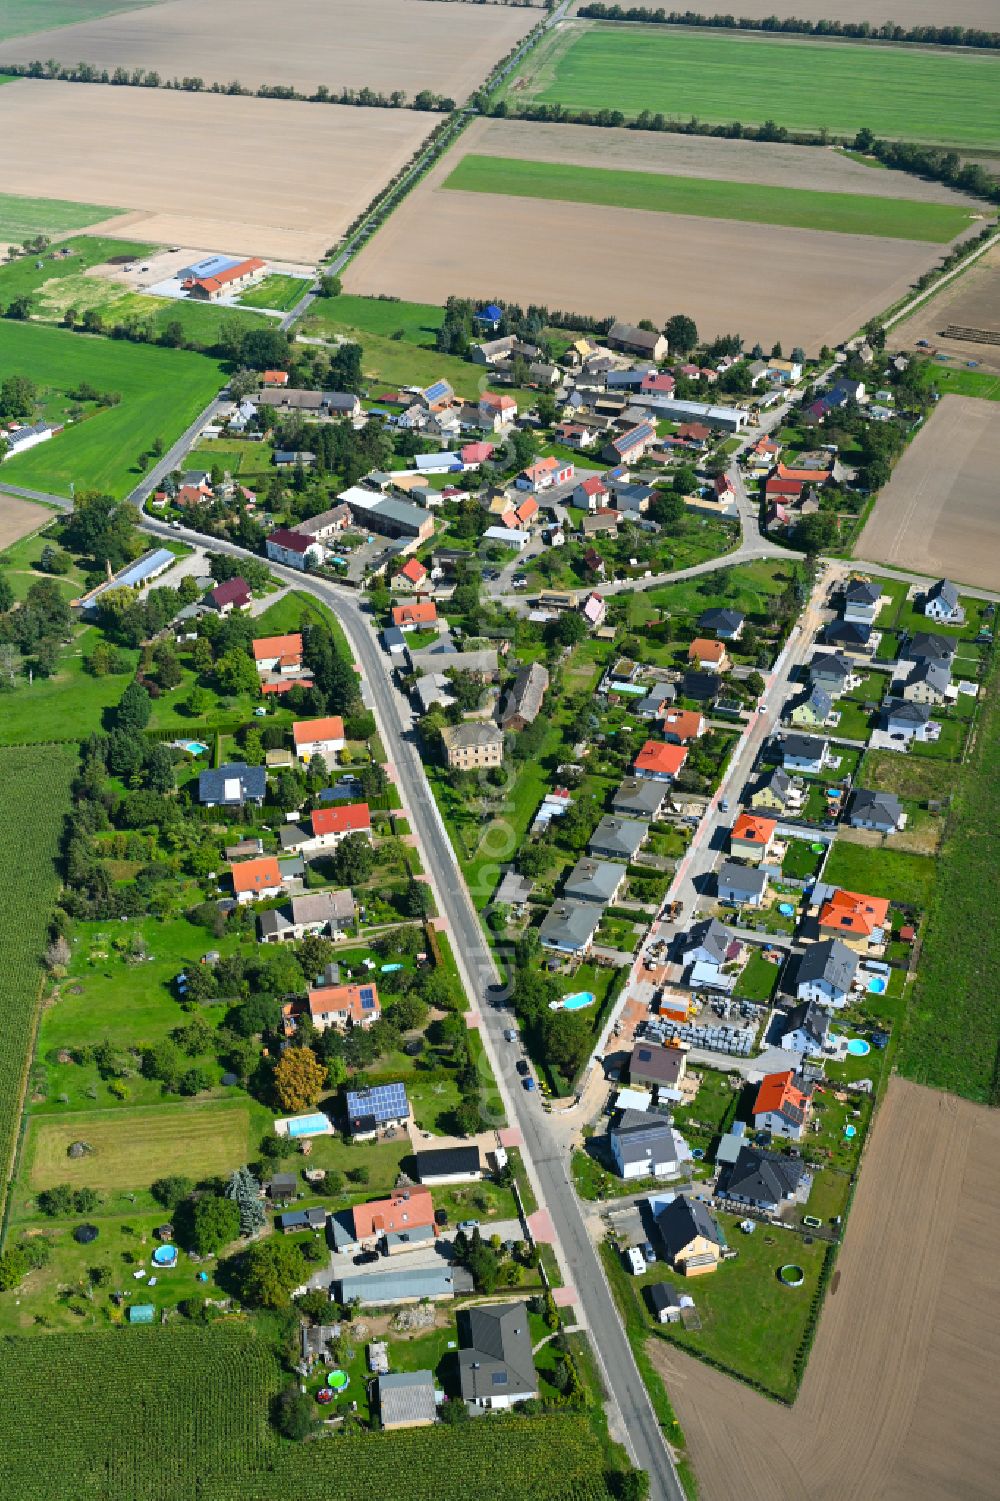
[457,120,983,205]
[25,1101,253,1190]
[679,0,1000,21]
[0,0,536,99]
[0,80,436,261]
[854,395,1000,590]
[346,123,967,352]
[656,1077,1000,1501]
[890,243,1000,374]
[0,495,54,550]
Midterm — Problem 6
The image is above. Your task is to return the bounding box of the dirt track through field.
[0,80,436,261]
[656,1077,1000,1501]
[854,395,1000,589]
[0,494,52,550]
[0,0,536,98]
[462,119,980,205]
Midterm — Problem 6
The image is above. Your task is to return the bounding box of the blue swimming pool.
[847,1038,871,1057]
[562,991,595,1011]
[778,902,796,917]
[843,1124,857,1139]
[286,1113,329,1138]
[866,976,886,995]
[182,740,208,755]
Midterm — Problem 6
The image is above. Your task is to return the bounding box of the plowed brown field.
[0,80,436,261]
[0,494,52,550]
[655,1077,1000,1501]
[854,395,1000,589]
[0,0,536,99]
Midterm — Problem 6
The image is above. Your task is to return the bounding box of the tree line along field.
[0,745,77,1215]
[515,26,1000,148]
[0,1325,610,1500]
[0,320,226,498]
[443,153,976,242]
[897,649,1000,1104]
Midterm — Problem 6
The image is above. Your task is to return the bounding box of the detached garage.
[414,1145,482,1186]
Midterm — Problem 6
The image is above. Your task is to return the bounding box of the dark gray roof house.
[563,857,625,906]
[610,1109,680,1175]
[630,1041,686,1088]
[198,763,267,807]
[924,577,961,620]
[457,1303,538,1406]
[717,1145,807,1210]
[821,619,872,651]
[655,1195,724,1262]
[613,776,667,819]
[781,999,830,1054]
[781,732,829,769]
[500,661,549,731]
[796,937,858,1001]
[588,814,649,863]
[843,578,882,613]
[847,788,903,834]
[882,699,933,732]
[637,681,676,718]
[809,652,853,690]
[682,670,721,703]
[906,631,955,666]
[699,607,745,640]
[904,660,951,697]
[414,1146,481,1185]
[682,917,729,968]
[717,860,768,906]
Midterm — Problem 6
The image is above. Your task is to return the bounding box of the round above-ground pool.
[778,1264,805,1287]
[844,1123,857,1139]
[777,902,796,917]
[152,1244,178,1268]
[847,1037,871,1056]
[327,1370,349,1392]
[866,975,887,994]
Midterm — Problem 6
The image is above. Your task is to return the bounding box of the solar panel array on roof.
[347,1081,408,1124]
[424,380,450,402]
[360,987,375,1004]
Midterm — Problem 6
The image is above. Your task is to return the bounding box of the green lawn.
[320,293,447,344]
[520,26,1000,147]
[0,320,226,497]
[443,154,973,243]
[237,273,311,312]
[822,840,935,908]
[0,1,163,41]
[735,948,782,1002]
[931,365,1000,401]
[0,191,125,240]
[0,623,140,746]
[898,652,1000,1103]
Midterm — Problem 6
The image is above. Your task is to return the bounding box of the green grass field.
[25,1101,253,1190]
[0,746,77,1218]
[931,365,1000,400]
[0,1,163,42]
[522,26,1000,147]
[320,293,446,343]
[898,652,1000,1103]
[444,154,973,243]
[822,840,936,909]
[237,273,310,312]
[0,320,226,497]
[0,191,124,240]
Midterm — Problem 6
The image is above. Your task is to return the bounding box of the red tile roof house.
[659,710,706,744]
[765,475,804,503]
[395,557,428,592]
[230,855,284,905]
[460,441,495,468]
[182,256,265,301]
[581,591,606,629]
[687,638,730,673]
[208,577,252,615]
[292,716,345,762]
[478,392,518,431]
[307,981,381,1033]
[351,1187,435,1246]
[262,369,289,387]
[252,633,314,695]
[634,740,688,782]
[714,474,735,501]
[515,496,539,527]
[752,1069,813,1142]
[730,812,777,864]
[516,455,573,493]
[608,421,657,465]
[307,802,372,851]
[392,600,438,630]
[640,372,676,395]
[573,475,609,512]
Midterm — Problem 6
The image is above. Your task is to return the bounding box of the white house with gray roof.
[847,788,903,834]
[457,1303,537,1409]
[613,776,668,820]
[539,900,602,955]
[923,578,963,625]
[609,1109,689,1181]
[780,999,830,1057]
[717,860,768,908]
[563,857,626,906]
[796,938,858,1008]
[588,814,649,863]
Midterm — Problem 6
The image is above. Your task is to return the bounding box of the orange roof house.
[635,740,688,781]
[818,888,890,944]
[292,716,345,757]
[307,981,381,1032]
[752,1069,812,1139]
[262,370,289,387]
[516,497,539,526]
[397,557,428,588]
[182,256,265,300]
[392,599,438,629]
[659,710,705,744]
[230,856,282,901]
[352,1187,435,1242]
[310,803,372,841]
[253,633,303,668]
[731,813,777,863]
[775,461,833,485]
[687,638,729,671]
